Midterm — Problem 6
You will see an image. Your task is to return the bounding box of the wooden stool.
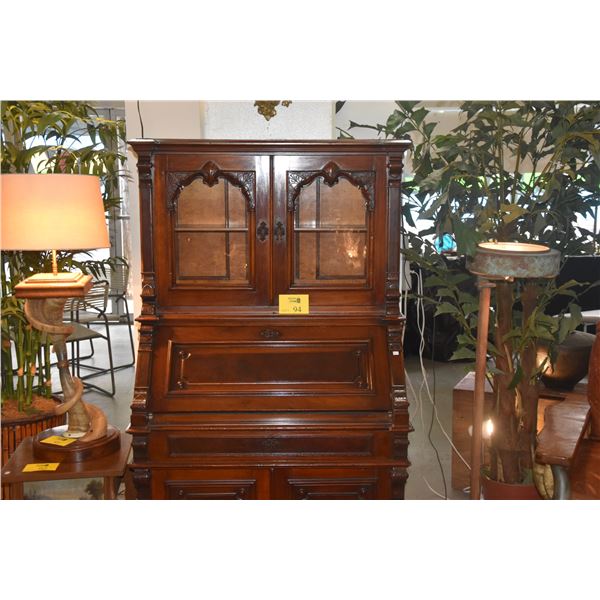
[1,432,132,500]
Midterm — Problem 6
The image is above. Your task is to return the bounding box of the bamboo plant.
[1,101,127,413]
[346,101,600,488]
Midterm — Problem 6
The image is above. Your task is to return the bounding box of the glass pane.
[295,232,366,281]
[297,179,317,228]
[228,185,247,228]
[319,179,366,227]
[228,232,249,280]
[177,232,227,278]
[294,176,368,285]
[296,232,317,280]
[176,232,248,281]
[174,176,250,284]
[320,232,366,278]
[177,179,225,227]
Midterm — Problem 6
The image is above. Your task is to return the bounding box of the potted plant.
[347,101,600,497]
[1,101,127,497]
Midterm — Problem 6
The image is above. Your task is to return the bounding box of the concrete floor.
[19,325,471,500]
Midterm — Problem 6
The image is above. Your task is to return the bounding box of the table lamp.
[467,241,561,499]
[1,173,120,460]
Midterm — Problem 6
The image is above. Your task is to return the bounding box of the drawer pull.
[176,350,191,389]
[259,328,281,339]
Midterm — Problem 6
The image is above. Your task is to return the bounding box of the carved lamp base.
[14,274,110,443]
[33,425,121,463]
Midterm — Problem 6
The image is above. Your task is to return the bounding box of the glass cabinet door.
[174,178,249,284]
[293,176,368,285]
[154,155,270,306]
[273,155,385,307]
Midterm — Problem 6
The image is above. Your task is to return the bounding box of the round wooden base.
[33,425,121,463]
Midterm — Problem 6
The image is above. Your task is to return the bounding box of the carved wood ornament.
[167,161,256,212]
[287,161,375,212]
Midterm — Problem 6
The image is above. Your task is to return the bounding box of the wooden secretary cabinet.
[128,139,412,499]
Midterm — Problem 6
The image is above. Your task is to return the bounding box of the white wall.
[335,101,464,174]
[203,101,334,139]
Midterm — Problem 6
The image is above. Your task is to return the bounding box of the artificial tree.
[347,101,600,489]
[1,101,127,413]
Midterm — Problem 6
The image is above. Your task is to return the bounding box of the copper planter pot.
[481,474,543,500]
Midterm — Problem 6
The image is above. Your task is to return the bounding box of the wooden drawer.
[148,466,395,499]
[273,466,387,499]
[152,324,390,411]
[152,467,269,500]
[149,429,383,461]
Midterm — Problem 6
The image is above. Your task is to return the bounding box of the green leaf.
[461,302,480,315]
[450,347,476,361]
[500,203,528,224]
[508,366,523,390]
[435,302,459,316]
[396,101,420,112]
[412,107,428,125]
[423,122,436,138]
[436,287,456,298]
[452,217,482,257]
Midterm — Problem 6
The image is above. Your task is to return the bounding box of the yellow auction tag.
[278,294,309,315]
[39,435,77,447]
[22,463,60,472]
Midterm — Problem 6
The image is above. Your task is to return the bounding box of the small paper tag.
[40,435,77,447]
[22,463,60,472]
[278,294,309,315]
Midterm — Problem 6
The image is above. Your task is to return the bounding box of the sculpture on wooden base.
[14,277,121,463]
[24,296,107,441]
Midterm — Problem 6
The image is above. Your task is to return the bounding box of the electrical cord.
[415,269,470,467]
[427,310,448,499]
[406,267,472,499]
[137,100,145,138]
[415,268,447,498]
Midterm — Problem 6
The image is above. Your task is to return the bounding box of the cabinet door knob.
[257,220,269,242]
[274,219,286,242]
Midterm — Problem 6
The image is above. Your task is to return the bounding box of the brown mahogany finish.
[128,139,411,499]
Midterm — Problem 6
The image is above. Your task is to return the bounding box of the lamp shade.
[1,174,109,251]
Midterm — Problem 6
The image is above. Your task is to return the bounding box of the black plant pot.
[537,330,596,391]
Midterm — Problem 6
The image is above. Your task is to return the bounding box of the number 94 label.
[278,295,309,315]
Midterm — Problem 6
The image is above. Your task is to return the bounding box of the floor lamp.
[1,174,120,460]
[467,242,561,500]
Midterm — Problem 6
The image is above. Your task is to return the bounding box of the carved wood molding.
[387,325,403,354]
[132,316,156,416]
[140,273,157,317]
[131,468,152,499]
[385,274,401,316]
[167,161,256,212]
[287,161,375,212]
[391,466,408,499]
[137,150,154,185]
[387,155,404,188]
[132,435,149,461]
[131,391,148,411]
[393,435,409,461]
